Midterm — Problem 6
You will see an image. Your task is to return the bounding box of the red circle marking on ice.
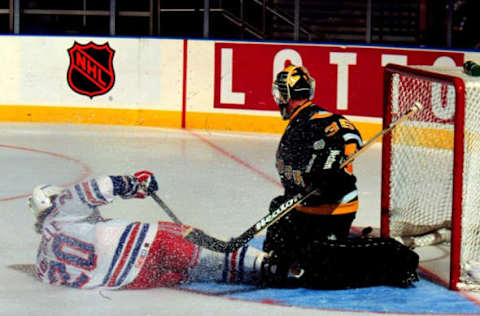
[0,144,91,202]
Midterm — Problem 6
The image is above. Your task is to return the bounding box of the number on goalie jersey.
[265,63,363,255]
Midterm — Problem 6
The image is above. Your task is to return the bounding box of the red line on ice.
[0,144,91,202]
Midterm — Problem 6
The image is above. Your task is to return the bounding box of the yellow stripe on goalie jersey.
[344,143,357,175]
[310,111,334,120]
[289,101,312,121]
[295,200,358,215]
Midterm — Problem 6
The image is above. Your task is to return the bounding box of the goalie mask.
[272,64,315,120]
[28,184,64,218]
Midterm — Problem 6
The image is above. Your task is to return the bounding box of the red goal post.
[380,63,480,291]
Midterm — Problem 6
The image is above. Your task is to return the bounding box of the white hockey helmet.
[28,184,64,218]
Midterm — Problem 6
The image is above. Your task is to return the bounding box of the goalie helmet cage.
[381,63,480,291]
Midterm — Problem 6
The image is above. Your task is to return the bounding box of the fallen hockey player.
[30,171,419,290]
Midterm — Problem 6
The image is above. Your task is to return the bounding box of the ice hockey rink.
[2,122,480,316]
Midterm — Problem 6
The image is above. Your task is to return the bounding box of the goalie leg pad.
[273,237,419,289]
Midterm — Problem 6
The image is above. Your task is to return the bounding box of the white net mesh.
[384,66,480,289]
[460,80,480,286]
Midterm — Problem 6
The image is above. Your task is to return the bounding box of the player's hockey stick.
[151,189,313,252]
[153,102,423,252]
[150,192,182,225]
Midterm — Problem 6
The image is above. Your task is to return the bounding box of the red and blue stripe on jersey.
[102,222,150,287]
[74,179,109,208]
[222,246,249,283]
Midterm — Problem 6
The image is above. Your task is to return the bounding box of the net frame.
[381,63,466,290]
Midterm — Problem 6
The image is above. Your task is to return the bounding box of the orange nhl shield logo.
[67,42,115,98]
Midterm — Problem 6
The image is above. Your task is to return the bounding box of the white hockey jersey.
[35,176,156,289]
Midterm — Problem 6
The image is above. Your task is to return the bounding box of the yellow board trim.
[393,125,454,150]
[186,111,289,134]
[353,121,382,144]
[187,112,382,140]
[392,125,480,153]
[0,105,182,127]
[0,105,383,141]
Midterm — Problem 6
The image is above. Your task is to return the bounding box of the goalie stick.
[152,102,423,253]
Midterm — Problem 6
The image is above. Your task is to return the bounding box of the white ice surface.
[0,122,477,316]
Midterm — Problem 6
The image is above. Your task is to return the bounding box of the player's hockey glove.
[110,170,158,199]
[132,170,158,198]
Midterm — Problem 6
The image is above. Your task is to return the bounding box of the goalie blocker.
[263,236,419,289]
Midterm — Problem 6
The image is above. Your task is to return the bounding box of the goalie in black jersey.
[264,62,363,255]
[260,62,419,289]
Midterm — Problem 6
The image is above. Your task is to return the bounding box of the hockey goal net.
[381,64,480,291]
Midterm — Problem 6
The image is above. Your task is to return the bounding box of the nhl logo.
[67,42,115,98]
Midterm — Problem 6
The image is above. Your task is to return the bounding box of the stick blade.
[184,228,242,252]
